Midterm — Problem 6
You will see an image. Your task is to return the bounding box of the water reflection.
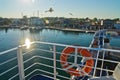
[25,38,31,49]
[29,28,43,34]
[5,28,8,33]
[0,28,9,33]
[62,31,80,35]
[29,29,43,41]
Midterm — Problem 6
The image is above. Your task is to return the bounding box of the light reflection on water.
[25,38,31,49]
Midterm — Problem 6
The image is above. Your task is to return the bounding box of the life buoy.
[60,47,94,77]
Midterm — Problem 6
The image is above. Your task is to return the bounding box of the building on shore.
[114,23,120,29]
[101,19,114,29]
[28,17,45,27]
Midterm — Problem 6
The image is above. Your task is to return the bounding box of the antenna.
[33,12,34,17]
[21,12,23,18]
[37,10,39,18]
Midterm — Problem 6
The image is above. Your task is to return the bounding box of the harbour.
[0,0,120,80]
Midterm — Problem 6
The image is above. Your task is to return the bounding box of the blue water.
[110,38,120,47]
[0,29,94,52]
[0,29,120,52]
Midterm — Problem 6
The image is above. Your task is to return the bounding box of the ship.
[0,29,120,80]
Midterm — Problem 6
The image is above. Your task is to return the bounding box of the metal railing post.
[53,45,57,80]
[17,45,25,80]
[74,47,78,64]
[93,32,101,77]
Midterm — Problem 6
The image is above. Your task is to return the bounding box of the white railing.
[0,41,120,80]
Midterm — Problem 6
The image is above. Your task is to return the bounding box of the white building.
[114,23,120,29]
[11,18,22,26]
[29,17,44,26]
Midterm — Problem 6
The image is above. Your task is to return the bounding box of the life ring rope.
[60,47,94,77]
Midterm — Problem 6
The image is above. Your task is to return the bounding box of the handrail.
[0,65,18,76]
[0,41,120,80]
[1,41,120,57]
[0,57,17,66]
[0,47,18,56]
[8,73,19,80]
[34,41,120,53]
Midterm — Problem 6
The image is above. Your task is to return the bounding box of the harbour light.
[45,20,49,24]
[25,38,30,49]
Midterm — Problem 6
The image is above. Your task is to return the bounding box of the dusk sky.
[0,0,120,19]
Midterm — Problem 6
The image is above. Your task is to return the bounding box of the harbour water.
[0,28,120,52]
[0,28,120,80]
[0,28,94,52]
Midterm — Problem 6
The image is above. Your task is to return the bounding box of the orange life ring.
[60,47,94,77]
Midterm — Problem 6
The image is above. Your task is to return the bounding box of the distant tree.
[4,18,12,25]
[0,18,11,25]
[113,18,119,23]
[0,17,3,20]
[50,22,55,26]
[85,17,89,20]
[93,17,98,22]
[79,18,85,22]
[0,18,3,25]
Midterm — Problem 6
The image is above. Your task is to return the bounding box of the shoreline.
[45,27,96,33]
[0,26,96,33]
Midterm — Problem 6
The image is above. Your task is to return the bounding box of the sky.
[0,0,120,19]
